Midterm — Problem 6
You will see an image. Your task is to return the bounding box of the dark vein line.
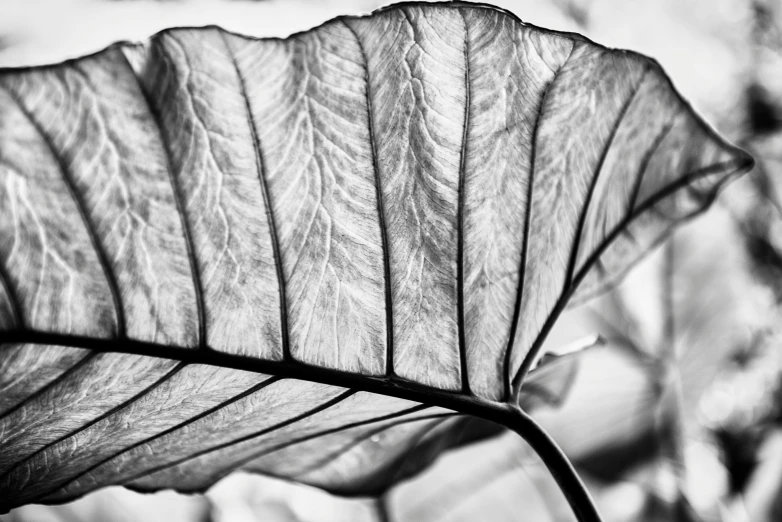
[236,404,432,475]
[294,412,453,478]
[565,67,649,288]
[219,32,291,362]
[200,413,453,499]
[510,157,747,401]
[628,121,675,211]
[512,65,647,398]
[118,48,206,350]
[48,375,280,497]
[567,226,643,307]
[248,417,454,500]
[0,352,98,421]
[120,389,356,486]
[0,85,126,339]
[171,411,452,503]
[400,7,414,29]
[0,89,23,329]
[501,43,576,403]
[2,332,507,413]
[341,21,395,376]
[294,411,441,476]
[0,260,22,330]
[376,497,392,522]
[456,9,471,395]
[0,362,186,482]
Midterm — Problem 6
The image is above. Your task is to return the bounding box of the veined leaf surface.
[0,0,751,511]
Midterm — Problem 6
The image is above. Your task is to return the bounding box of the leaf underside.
[0,0,750,511]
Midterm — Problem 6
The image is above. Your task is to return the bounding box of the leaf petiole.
[505,406,603,522]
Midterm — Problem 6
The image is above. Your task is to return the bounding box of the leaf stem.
[658,240,689,511]
[505,406,603,522]
[376,496,392,522]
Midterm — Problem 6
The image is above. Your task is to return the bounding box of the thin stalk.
[506,406,603,522]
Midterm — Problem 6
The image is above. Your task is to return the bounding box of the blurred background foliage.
[2,0,782,520]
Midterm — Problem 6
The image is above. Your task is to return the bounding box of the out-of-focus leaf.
[608,208,771,429]
[0,0,750,511]
[541,207,771,461]
[738,429,782,522]
[208,473,380,522]
[532,341,659,468]
[0,487,209,522]
[530,205,772,522]
[520,335,602,411]
[206,421,656,522]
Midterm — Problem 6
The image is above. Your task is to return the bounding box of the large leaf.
[0,0,750,512]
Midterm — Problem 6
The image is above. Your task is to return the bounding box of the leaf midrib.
[0,331,508,416]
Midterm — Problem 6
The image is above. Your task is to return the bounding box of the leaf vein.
[118,48,206,349]
[240,404,434,476]
[47,375,280,497]
[219,33,291,362]
[293,411,450,478]
[341,21,395,377]
[0,361,186,484]
[119,388,356,486]
[565,66,649,287]
[456,8,471,395]
[0,82,126,339]
[0,262,22,330]
[0,351,98,421]
[501,41,576,402]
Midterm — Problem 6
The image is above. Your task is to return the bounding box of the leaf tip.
[734,146,756,175]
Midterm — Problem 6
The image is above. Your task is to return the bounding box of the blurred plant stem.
[375,497,390,522]
[654,241,696,521]
[740,430,782,521]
